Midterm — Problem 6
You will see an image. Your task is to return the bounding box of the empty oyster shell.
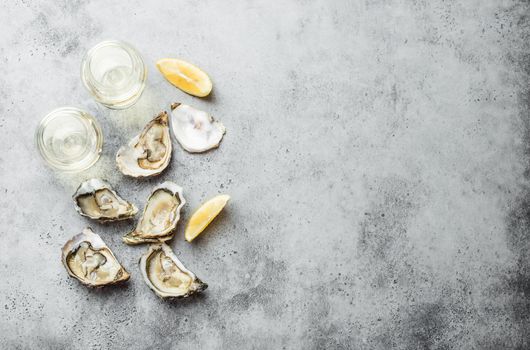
[116,111,172,178]
[61,228,130,287]
[170,103,226,153]
[122,181,185,245]
[139,243,207,299]
[73,179,138,222]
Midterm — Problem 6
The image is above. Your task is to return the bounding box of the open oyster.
[170,103,225,153]
[61,228,130,287]
[140,243,207,299]
[73,179,138,222]
[122,182,185,245]
[116,111,172,178]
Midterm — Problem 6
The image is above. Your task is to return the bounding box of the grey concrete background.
[0,0,529,349]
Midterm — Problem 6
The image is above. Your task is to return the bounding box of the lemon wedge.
[185,195,230,242]
[156,58,213,97]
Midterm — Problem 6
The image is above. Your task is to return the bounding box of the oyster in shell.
[61,228,130,287]
[140,243,207,299]
[73,178,138,222]
[122,182,185,245]
[116,111,172,178]
[170,103,225,153]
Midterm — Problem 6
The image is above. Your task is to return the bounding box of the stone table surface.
[1,1,529,349]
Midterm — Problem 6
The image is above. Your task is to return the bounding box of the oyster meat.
[122,181,185,245]
[139,243,207,299]
[170,103,226,153]
[73,178,138,222]
[116,111,172,178]
[61,228,130,287]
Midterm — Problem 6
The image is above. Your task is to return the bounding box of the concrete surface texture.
[0,0,529,349]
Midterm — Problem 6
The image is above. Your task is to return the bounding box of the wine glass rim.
[35,106,103,172]
[81,40,141,90]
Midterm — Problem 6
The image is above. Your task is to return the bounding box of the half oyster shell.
[139,243,207,299]
[116,111,172,178]
[73,178,138,222]
[61,228,130,287]
[170,103,226,153]
[122,181,185,245]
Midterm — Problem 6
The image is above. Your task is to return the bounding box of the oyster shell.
[116,111,172,178]
[170,103,226,153]
[139,243,207,299]
[73,178,138,222]
[61,228,130,287]
[122,181,185,245]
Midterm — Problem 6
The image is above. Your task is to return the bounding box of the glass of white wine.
[35,107,103,172]
[81,40,147,109]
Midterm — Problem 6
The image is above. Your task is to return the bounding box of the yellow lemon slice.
[156,58,213,97]
[185,195,230,242]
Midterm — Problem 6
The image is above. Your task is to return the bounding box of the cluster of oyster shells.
[116,103,225,178]
[62,103,225,299]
